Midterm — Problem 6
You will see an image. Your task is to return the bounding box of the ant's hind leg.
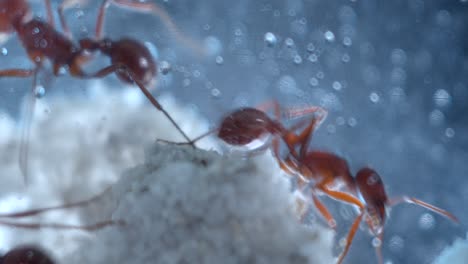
[96,0,205,55]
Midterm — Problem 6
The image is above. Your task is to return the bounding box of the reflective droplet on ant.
[264,32,278,47]
[32,27,40,34]
[372,237,382,248]
[40,39,48,48]
[34,85,46,98]
[159,61,171,75]
[366,173,379,185]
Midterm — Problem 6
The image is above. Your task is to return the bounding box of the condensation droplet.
[293,55,302,64]
[347,117,357,127]
[389,235,404,253]
[445,127,455,138]
[418,213,435,230]
[285,38,295,48]
[215,56,224,65]
[343,37,352,46]
[159,61,171,75]
[211,88,221,98]
[332,81,342,91]
[264,32,278,47]
[309,77,319,86]
[324,30,335,42]
[370,92,380,103]
[429,109,445,126]
[433,89,452,107]
[34,85,46,98]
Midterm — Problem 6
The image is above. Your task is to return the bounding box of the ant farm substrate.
[0,83,465,263]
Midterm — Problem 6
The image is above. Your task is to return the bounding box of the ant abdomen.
[218,108,278,146]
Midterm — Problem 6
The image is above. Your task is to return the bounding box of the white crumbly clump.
[0,84,334,263]
[433,234,468,264]
[67,142,334,264]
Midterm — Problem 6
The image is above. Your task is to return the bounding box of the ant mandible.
[1,245,55,264]
[283,121,459,264]
[0,0,201,184]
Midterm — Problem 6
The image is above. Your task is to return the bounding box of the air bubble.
[308,54,318,62]
[34,85,46,98]
[215,56,224,65]
[193,70,201,78]
[316,71,325,79]
[306,43,315,52]
[211,88,221,97]
[1,47,7,56]
[264,32,278,47]
[429,109,445,126]
[293,55,302,64]
[433,89,452,107]
[418,213,435,230]
[309,77,319,86]
[327,124,336,134]
[389,235,404,252]
[159,61,171,75]
[391,49,407,65]
[342,53,350,62]
[370,92,380,103]
[324,30,335,42]
[445,127,455,138]
[343,37,352,46]
[332,81,342,91]
[372,237,382,248]
[285,38,295,48]
[204,36,222,56]
[347,117,357,127]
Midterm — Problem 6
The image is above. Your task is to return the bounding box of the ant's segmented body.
[0,0,200,183]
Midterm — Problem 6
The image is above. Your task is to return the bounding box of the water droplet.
[433,89,452,107]
[182,78,191,87]
[327,124,336,134]
[34,85,46,98]
[372,237,382,248]
[389,235,404,252]
[332,81,342,91]
[418,213,435,230]
[211,88,221,97]
[342,53,350,62]
[324,30,335,42]
[391,49,407,65]
[369,92,380,103]
[308,54,318,62]
[293,55,302,64]
[193,70,201,78]
[32,27,40,34]
[204,36,222,56]
[159,61,171,75]
[316,71,325,79]
[336,116,345,125]
[347,117,357,127]
[389,87,406,103]
[74,10,84,19]
[429,109,445,126]
[309,77,319,86]
[264,32,278,47]
[343,37,352,46]
[285,38,295,48]
[1,47,7,56]
[215,56,224,65]
[306,43,315,52]
[445,127,455,138]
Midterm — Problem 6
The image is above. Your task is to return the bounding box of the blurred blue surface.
[0,1,467,263]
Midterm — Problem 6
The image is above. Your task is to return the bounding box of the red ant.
[0,0,201,184]
[159,101,328,171]
[1,245,55,264]
[283,120,458,264]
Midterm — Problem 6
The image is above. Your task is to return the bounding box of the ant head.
[356,167,388,236]
[2,245,55,264]
[217,108,275,147]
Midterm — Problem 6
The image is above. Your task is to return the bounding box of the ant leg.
[70,64,194,147]
[96,0,205,55]
[336,212,364,264]
[157,128,217,146]
[310,193,336,229]
[374,232,384,264]
[44,0,55,26]
[0,69,35,77]
[389,196,459,223]
[0,219,123,231]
